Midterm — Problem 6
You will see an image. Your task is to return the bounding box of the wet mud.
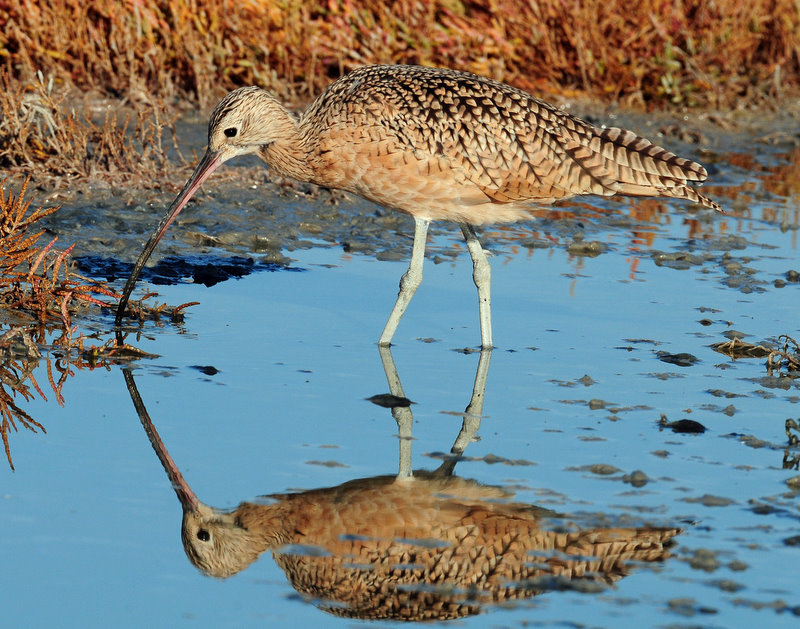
[37,105,800,302]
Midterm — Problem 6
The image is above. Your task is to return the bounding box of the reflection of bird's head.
[180,502,264,579]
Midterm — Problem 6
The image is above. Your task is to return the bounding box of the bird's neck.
[258,112,315,183]
[234,500,295,547]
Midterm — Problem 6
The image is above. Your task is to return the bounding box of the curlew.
[115,64,720,348]
[124,364,680,620]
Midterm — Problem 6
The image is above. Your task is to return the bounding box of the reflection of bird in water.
[183,474,677,620]
[115,64,719,349]
[124,350,680,620]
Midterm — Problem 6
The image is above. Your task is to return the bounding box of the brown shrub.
[1,0,798,109]
[0,70,184,184]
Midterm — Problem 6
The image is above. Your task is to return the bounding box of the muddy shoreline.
[24,103,797,294]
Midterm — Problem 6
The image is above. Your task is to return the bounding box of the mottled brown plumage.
[116,64,720,347]
[295,65,719,221]
[125,367,681,621]
[179,474,679,620]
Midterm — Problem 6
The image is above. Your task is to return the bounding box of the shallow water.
[4,113,800,627]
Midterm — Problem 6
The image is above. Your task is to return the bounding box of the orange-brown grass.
[0,70,184,185]
[0,178,121,326]
[1,0,798,111]
[0,179,195,325]
[0,180,186,469]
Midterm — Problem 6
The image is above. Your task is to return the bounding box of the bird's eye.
[197,529,211,542]
[223,127,237,138]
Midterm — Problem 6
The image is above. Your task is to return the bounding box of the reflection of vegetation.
[0,326,96,470]
[0,328,45,471]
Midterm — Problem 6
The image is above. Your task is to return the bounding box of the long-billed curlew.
[115,64,720,347]
[124,365,681,620]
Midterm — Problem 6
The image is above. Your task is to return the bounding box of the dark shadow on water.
[75,254,304,287]
[123,348,682,621]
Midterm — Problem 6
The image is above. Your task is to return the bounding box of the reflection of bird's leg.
[378,344,414,480]
[460,223,493,349]
[379,217,430,347]
[436,348,492,477]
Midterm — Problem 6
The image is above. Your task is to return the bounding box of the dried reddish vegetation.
[1,0,797,183]
[2,0,798,109]
[0,180,181,469]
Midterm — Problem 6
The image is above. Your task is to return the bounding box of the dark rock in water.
[659,416,707,434]
[623,470,650,487]
[366,393,414,408]
[656,351,699,367]
[191,365,219,376]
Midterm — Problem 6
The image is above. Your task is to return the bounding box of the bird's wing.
[305,65,719,212]
[441,106,719,210]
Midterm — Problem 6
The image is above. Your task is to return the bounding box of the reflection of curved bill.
[123,350,680,621]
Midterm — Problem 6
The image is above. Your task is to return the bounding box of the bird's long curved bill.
[115,149,223,326]
[123,369,200,512]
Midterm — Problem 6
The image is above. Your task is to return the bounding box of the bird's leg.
[435,348,492,477]
[379,217,430,347]
[460,223,493,349]
[377,345,414,480]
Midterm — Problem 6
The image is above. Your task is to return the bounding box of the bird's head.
[114,85,295,324]
[206,86,293,159]
[180,502,265,579]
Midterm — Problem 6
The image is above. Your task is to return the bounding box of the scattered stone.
[657,351,699,367]
[706,389,744,398]
[707,579,745,593]
[366,393,414,408]
[305,460,349,468]
[652,250,704,269]
[785,475,800,490]
[567,240,605,257]
[722,329,747,340]
[659,415,707,434]
[682,494,735,507]
[582,463,621,475]
[737,434,770,449]
[623,470,649,487]
[667,596,718,616]
[687,548,722,572]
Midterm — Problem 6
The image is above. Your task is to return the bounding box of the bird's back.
[300,65,718,222]
[269,473,680,620]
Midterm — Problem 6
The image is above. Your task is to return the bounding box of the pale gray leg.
[435,348,492,477]
[378,345,414,480]
[460,223,493,349]
[379,217,430,347]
